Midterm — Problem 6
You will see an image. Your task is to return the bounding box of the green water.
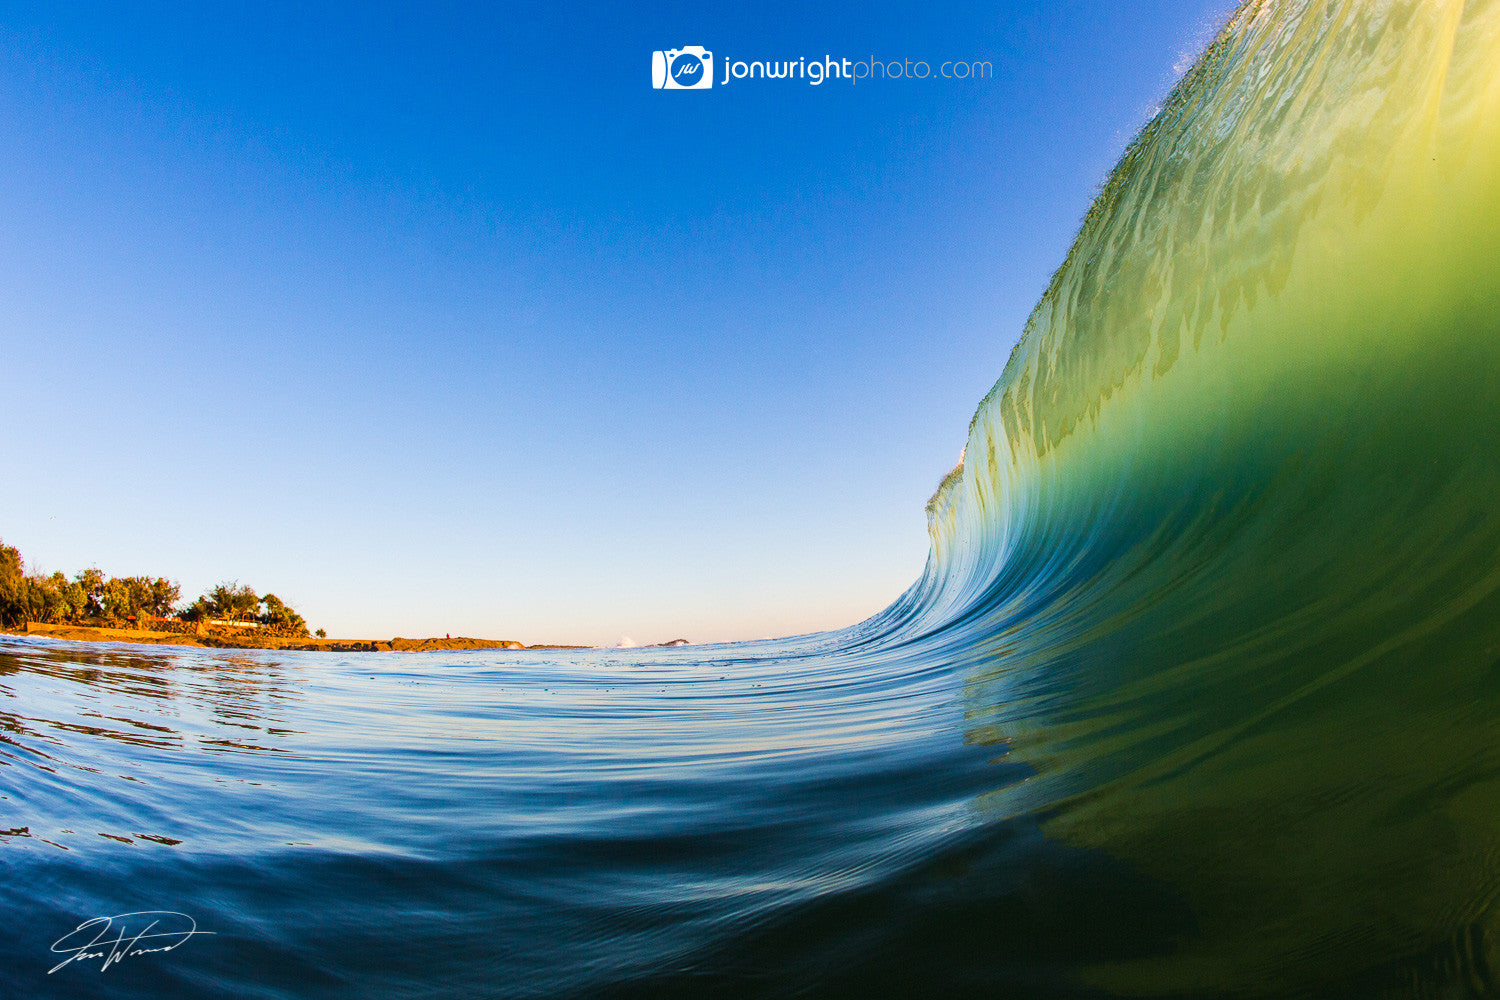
[920,0,1500,992]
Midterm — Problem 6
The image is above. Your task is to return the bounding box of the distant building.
[208,619,264,629]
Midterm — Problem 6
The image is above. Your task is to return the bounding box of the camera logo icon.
[652,46,713,89]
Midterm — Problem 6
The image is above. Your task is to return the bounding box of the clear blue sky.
[0,0,1237,644]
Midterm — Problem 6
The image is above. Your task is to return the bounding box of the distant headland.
[1,536,679,653]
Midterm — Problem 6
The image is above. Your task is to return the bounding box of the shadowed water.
[0,634,1064,999]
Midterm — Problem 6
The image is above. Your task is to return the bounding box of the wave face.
[6,1,1500,997]
[900,0,1500,990]
[894,0,1500,989]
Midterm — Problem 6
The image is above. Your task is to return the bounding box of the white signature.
[49,911,214,974]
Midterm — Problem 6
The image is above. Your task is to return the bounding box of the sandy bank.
[3,622,590,653]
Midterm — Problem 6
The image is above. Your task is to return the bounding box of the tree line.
[0,538,315,637]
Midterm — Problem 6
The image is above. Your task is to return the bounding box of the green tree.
[145,578,181,618]
[202,582,260,623]
[19,573,48,623]
[75,567,106,619]
[259,593,309,636]
[0,542,23,626]
[3,541,298,637]
[53,572,88,622]
[23,572,76,624]
[101,577,139,622]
